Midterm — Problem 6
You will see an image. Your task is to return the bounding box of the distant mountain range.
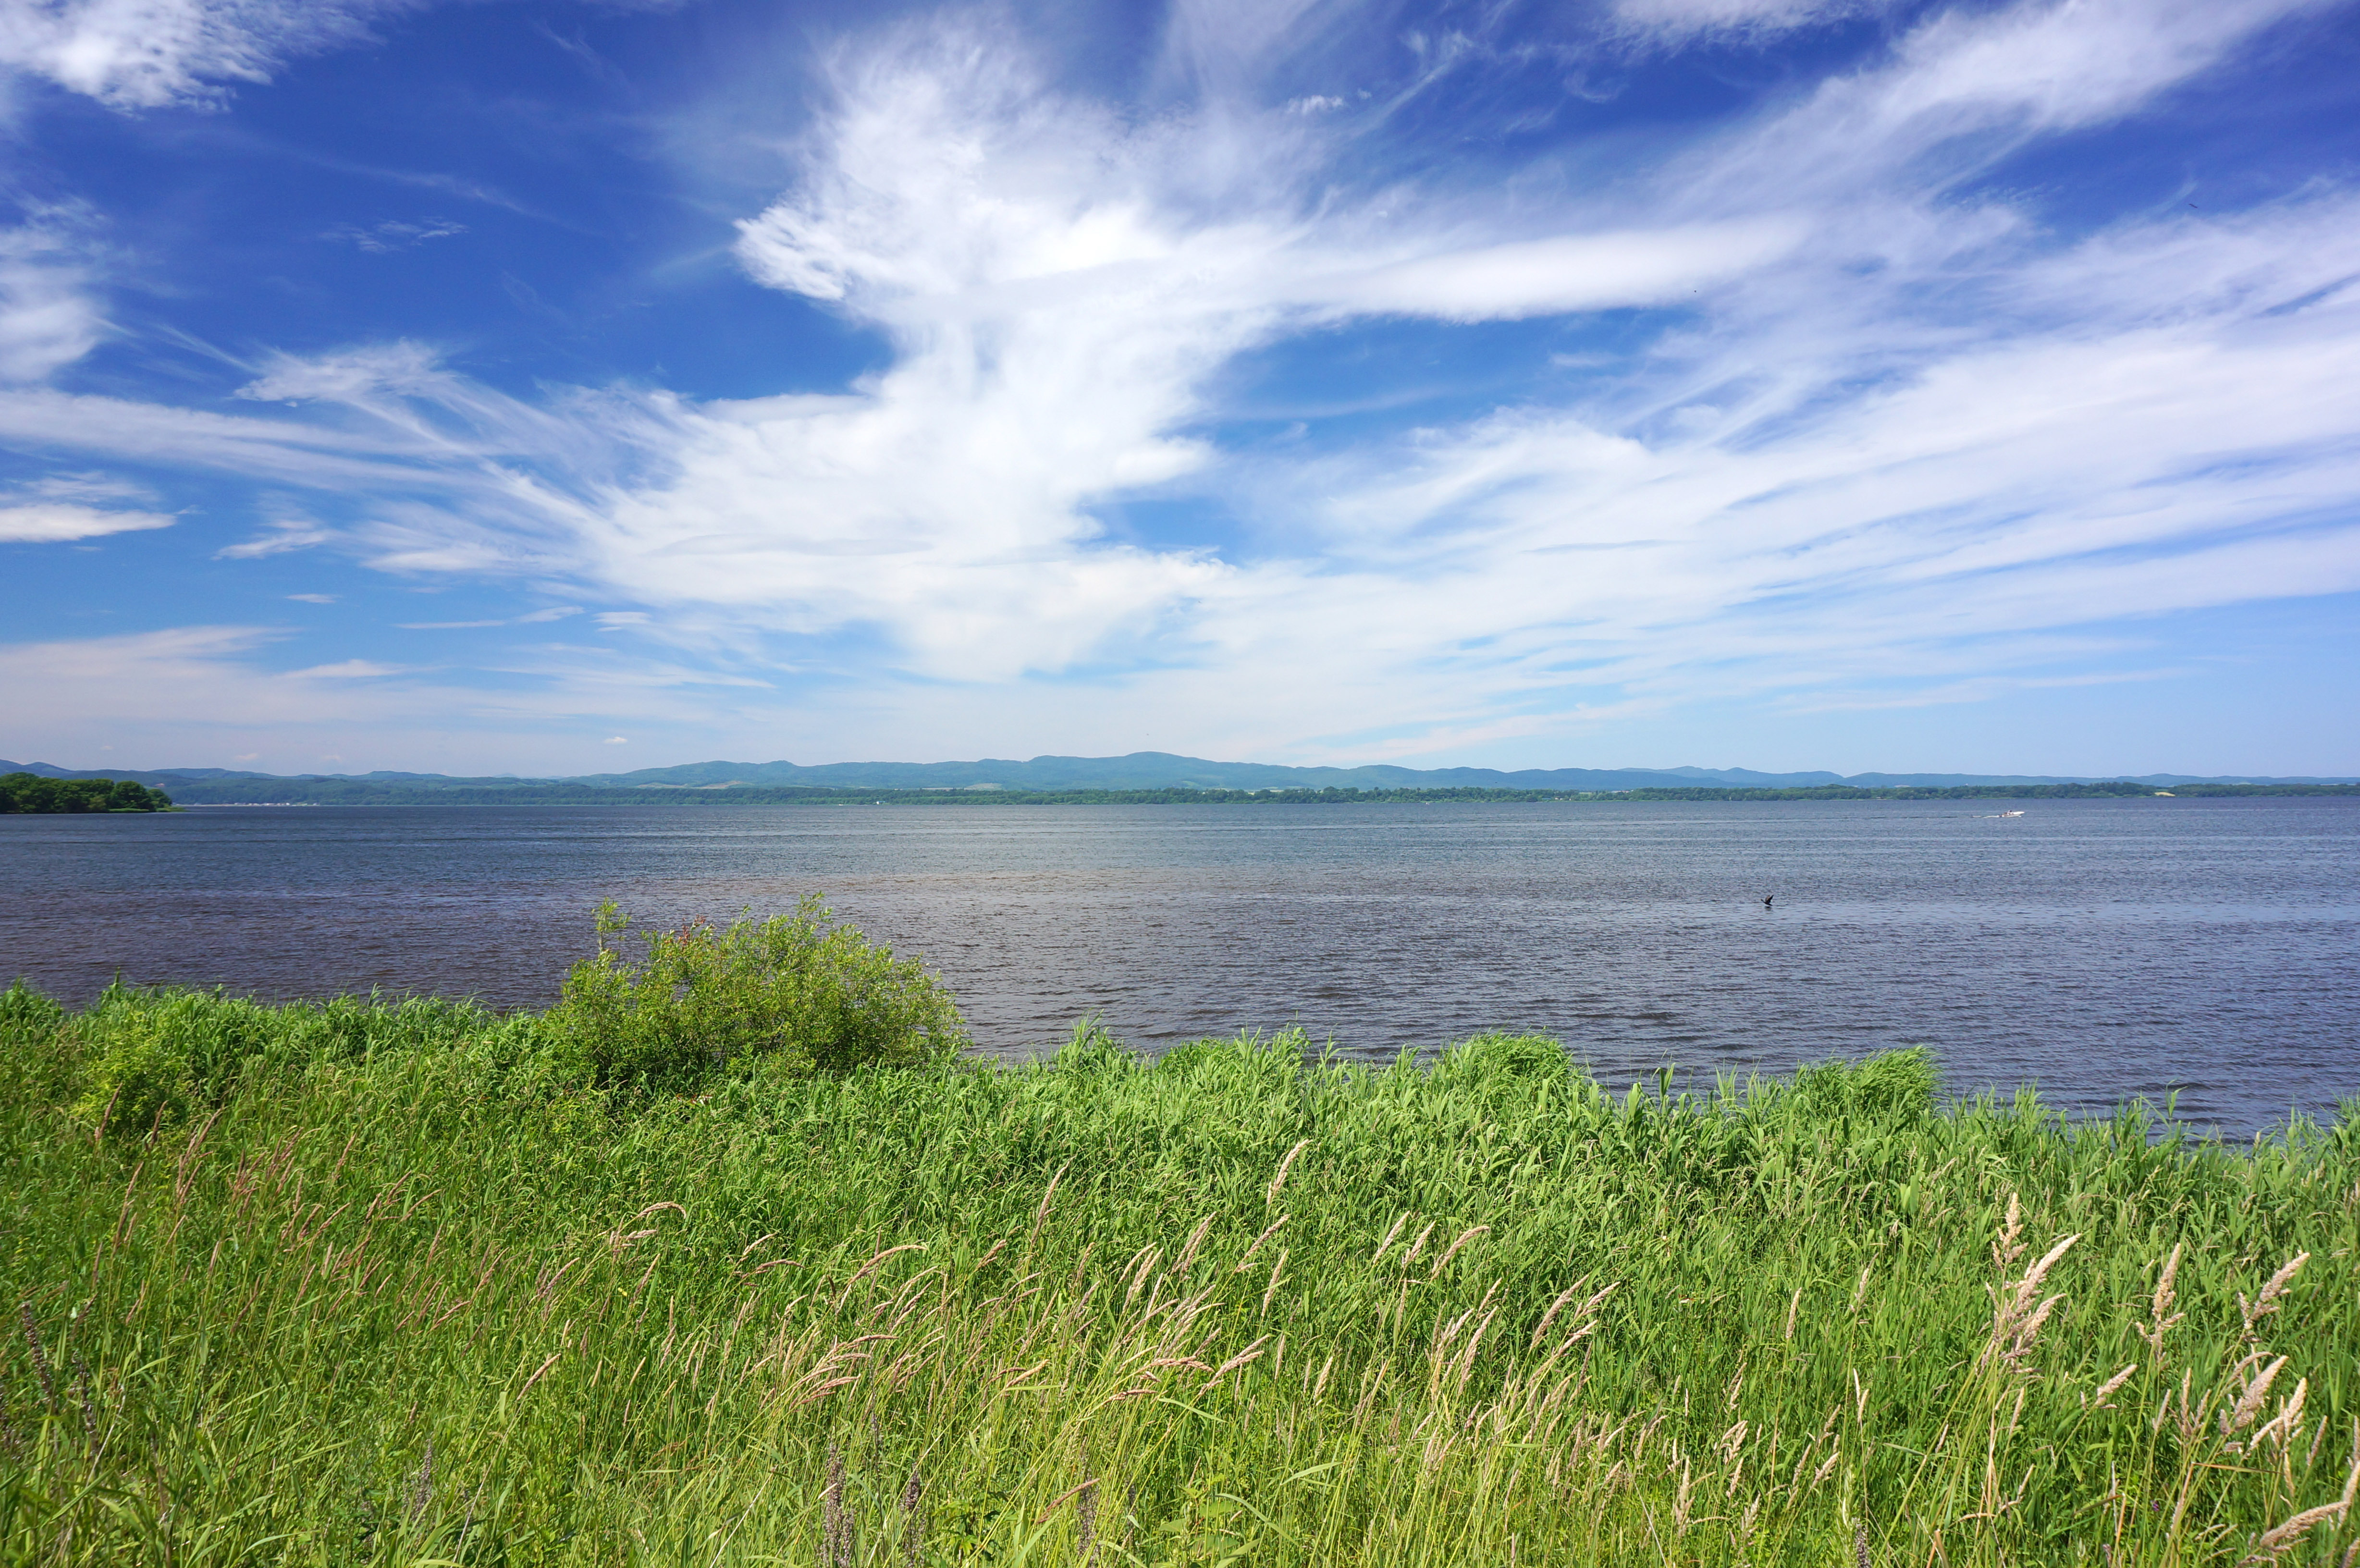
[6,751,2356,803]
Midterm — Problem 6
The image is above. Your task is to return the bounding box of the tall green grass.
[3,981,2357,1565]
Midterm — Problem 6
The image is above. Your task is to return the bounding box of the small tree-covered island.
[4,903,2356,1564]
[0,773,174,813]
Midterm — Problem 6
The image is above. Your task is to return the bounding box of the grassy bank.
[3,980,2358,1564]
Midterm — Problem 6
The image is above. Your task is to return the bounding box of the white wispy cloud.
[0,216,105,381]
[1611,0,1894,44]
[0,499,173,540]
[0,384,457,480]
[21,470,152,502]
[2,0,2356,764]
[396,606,582,629]
[216,514,331,558]
[0,0,417,111]
[288,658,409,677]
[0,624,791,769]
[0,626,368,725]
[320,217,467,253]
[593,0,2360,731]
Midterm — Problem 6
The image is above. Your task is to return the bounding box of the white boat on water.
[1999,809,2025,817]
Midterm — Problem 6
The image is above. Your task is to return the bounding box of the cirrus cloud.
[0,500,173,540]
[0,0,2355,769]
[0,0,419,111]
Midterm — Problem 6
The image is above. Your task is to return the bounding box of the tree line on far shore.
[0,772,175,813]
[135,776,2360,807]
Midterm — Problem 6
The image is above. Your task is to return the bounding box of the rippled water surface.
[3,798,2355,1131]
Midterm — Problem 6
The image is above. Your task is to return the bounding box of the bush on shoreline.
[2,971,2356,1565]
[552,898,967,1091]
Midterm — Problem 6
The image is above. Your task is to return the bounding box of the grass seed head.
[2243,1251,2310,1336]
[2243,1499,2349,1561]
[1266,1139,1310,1206]
[1430,1225,1490,1278]
[1174,1213,1217,1277]
[2228,1357,2290,1433]
[2153,1241,2184,1321]
[1992,1193,2025,1274]
[2087,1363,2139,1410]
[2256,1377,2308,1450]
[1234,1213,1289,1272]
[2142,1243,2189,1363]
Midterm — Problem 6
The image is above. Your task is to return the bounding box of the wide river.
[3,797,2354,1132]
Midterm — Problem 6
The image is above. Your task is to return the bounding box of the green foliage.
[548,897,967,1092]
[1789,1041,1940,1118]
[0,978,64,1033]
[0,772,173,812]
[69,1011,198,1134]
[1428,1029,1579,1090]
[0,982,2355,1567]
[62,987,510,1136]
[0,980,77,1110]
[22,902,966,1143]
[1150,1026,1309,1093]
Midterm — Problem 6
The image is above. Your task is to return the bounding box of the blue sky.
[1,0,2357,777]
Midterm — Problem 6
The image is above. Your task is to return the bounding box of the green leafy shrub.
[67,988,287,1135]
[58,988,508,1137]
[71,1014,199,1134]
[548,897,967,1092]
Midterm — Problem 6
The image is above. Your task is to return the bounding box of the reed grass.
[2,982,2357,1565]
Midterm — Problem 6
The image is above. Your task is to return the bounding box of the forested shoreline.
[0,772,175,813]
[15,775,2354,808]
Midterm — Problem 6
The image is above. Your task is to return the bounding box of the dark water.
[3,798,2355,1132]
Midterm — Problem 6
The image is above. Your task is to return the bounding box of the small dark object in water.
[1762,894,1775,908]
